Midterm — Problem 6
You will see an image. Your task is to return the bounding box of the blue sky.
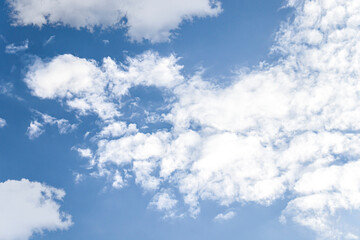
[1,0,360,240]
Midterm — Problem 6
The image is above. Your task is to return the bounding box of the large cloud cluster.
[6,0,222,42]
[24,0,360,238]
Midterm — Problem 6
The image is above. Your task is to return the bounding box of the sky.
[1,0,360,239]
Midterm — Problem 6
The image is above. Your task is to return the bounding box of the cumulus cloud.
[76,148,93,159]
[214,211,235,221]
[282,160,360,239]
[0,179,72,240]
[6,0,222,42]
[5,39,28,54]
[27,120,44,139]
[27,111,76,139]
[25,52,183,120]
[149,190,179,218]
[98,122,138,138]
[23,0,360,238]
[0,118,6,128]
[40,112,77,134]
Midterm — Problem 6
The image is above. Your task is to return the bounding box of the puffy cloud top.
[0,179,72,240]
[6,0,222,42]
[23,0,360,239]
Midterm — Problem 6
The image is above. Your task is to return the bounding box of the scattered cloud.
[346,233,359,240]
[26,120,44,139]
[76,148,93,159]
[74,173,84,184]
[98,122,138,138]
[0,179,72,240]
[112,170,126,189]
[149,190,179,218]
[40,112,77,134]
[0,82,13,95]
[23,0,360,238]
[0,118,6,128]
[0,34,7,43]
[214,211,235,221]
[25,52,183,120]
[6,0,222,42]
[27,111,76,139]
[5,39,28,54]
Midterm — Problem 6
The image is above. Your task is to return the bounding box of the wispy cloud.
[214,211,235,221]
[43,35,55,46]
[27,111,77,140]
[26,120,44,139]
[5,39,28,54]
[0,118,6,128]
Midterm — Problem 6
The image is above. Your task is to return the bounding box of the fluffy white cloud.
[25,52,183,120]
[24,0,360,238]
[149,190,179,218]
[0,179,72,240]
[76,148,93,159]
[5,39,28,54]
[0,118,6,128]
[6,0,222,42]
[26,120,44,139]
[40,112,76,134]
[282,160,360,239]
[98,122,138,138]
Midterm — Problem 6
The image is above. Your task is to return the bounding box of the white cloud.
[6,0,222,43]
[74,173,84,184]
[26,120,44,139]
[98,122,138,138]
[0,179,72,240]
[25,52,183,120]
[0,118,6,128]
[112,170,126,189]
[5,39,28,54]
[76,148,93,159]
[282,160,360,239]
[40,112,76,134]
[149,190,178,218]
[23,0,360,238]
[346,233,359,240]
[214,211,235,221]
[27,112,76,139]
